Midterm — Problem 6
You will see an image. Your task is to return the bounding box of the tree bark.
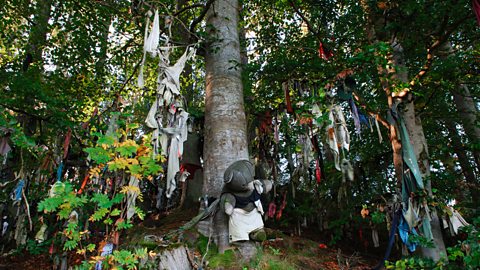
[451,84,480,171]
[24,0,53,70]
[361,0,448,258]
[441,42,480,172]
[444,118,479,203]
[391,43,447,261]
[203,0,248,253]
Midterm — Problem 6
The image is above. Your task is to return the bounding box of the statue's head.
[224,160,255,192]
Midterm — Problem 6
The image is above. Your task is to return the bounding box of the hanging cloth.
[56,162,64,182]
[315,159,322,183]
[398,215,418,252]
[35,224,48,243]
[318,42,333,60]
[126,176,139,220]
[359,112,370,127]
[165,110,189,198]
[348,98,361,134]
[333,105,350,151]
[0,137,11,156]
[159,47,196,97]
[340,159,354,182]
[13,179,25,202]
[77,175,89,195]
[421,216,434,240]
[473,0,480,25]
[95,243,114,270]
[0,136,11,165]
[372,228,380,248]
[374,117,383,143]
[373,209,400,270]
[145,10,160,55]
[402,197,420,229]
[326,109,340,171]
[398,117,424,189]
[63,128,72,160]
[2,217,8,236]
[267,202,276,219]
[447,206,470,235]
[283,82,294,114]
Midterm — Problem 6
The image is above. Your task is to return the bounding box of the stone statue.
[221,160,272,243]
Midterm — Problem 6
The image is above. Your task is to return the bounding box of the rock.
[234,241,257,263]
[158,246,192,270]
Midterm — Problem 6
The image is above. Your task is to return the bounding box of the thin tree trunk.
[20,0,53,136]
[452,84,480,171]
[441,42,480,172]
[24,0,53,71]
[444,118,479,203]
[95,14,112,77]
[203,0,248,253]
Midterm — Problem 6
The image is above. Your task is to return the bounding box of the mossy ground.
[0,207,375,269]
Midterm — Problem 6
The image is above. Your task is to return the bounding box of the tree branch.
[0,104,50,122]
[174,3,204,17]
[288,0,322,41]
[409,15,474,87]
[352,91,390,129]
[189,0,215,36]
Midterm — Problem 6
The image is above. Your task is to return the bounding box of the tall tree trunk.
[444,118,479,203]
[24,0,53,71]
[361,0,448,258]
[451,84,480,171]
[95,14,112,77]
[203,0,248,253]
[441,42,480,172]
[392,44,447,261]
[20,0,53,137]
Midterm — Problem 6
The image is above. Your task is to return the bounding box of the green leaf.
[90,207,109,222]
[104,218,113,225]
[97,135,116,146]
[116,145,137,157]
[91,193,111,208]
[38,197,64,213]
[116,220,133,230]
[85,147,111,163]
[134,207,145,220]
[87,243,96,252]
[64,240,78,251]
[110,208,121,216]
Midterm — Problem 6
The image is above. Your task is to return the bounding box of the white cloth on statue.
[229,208,264,243]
